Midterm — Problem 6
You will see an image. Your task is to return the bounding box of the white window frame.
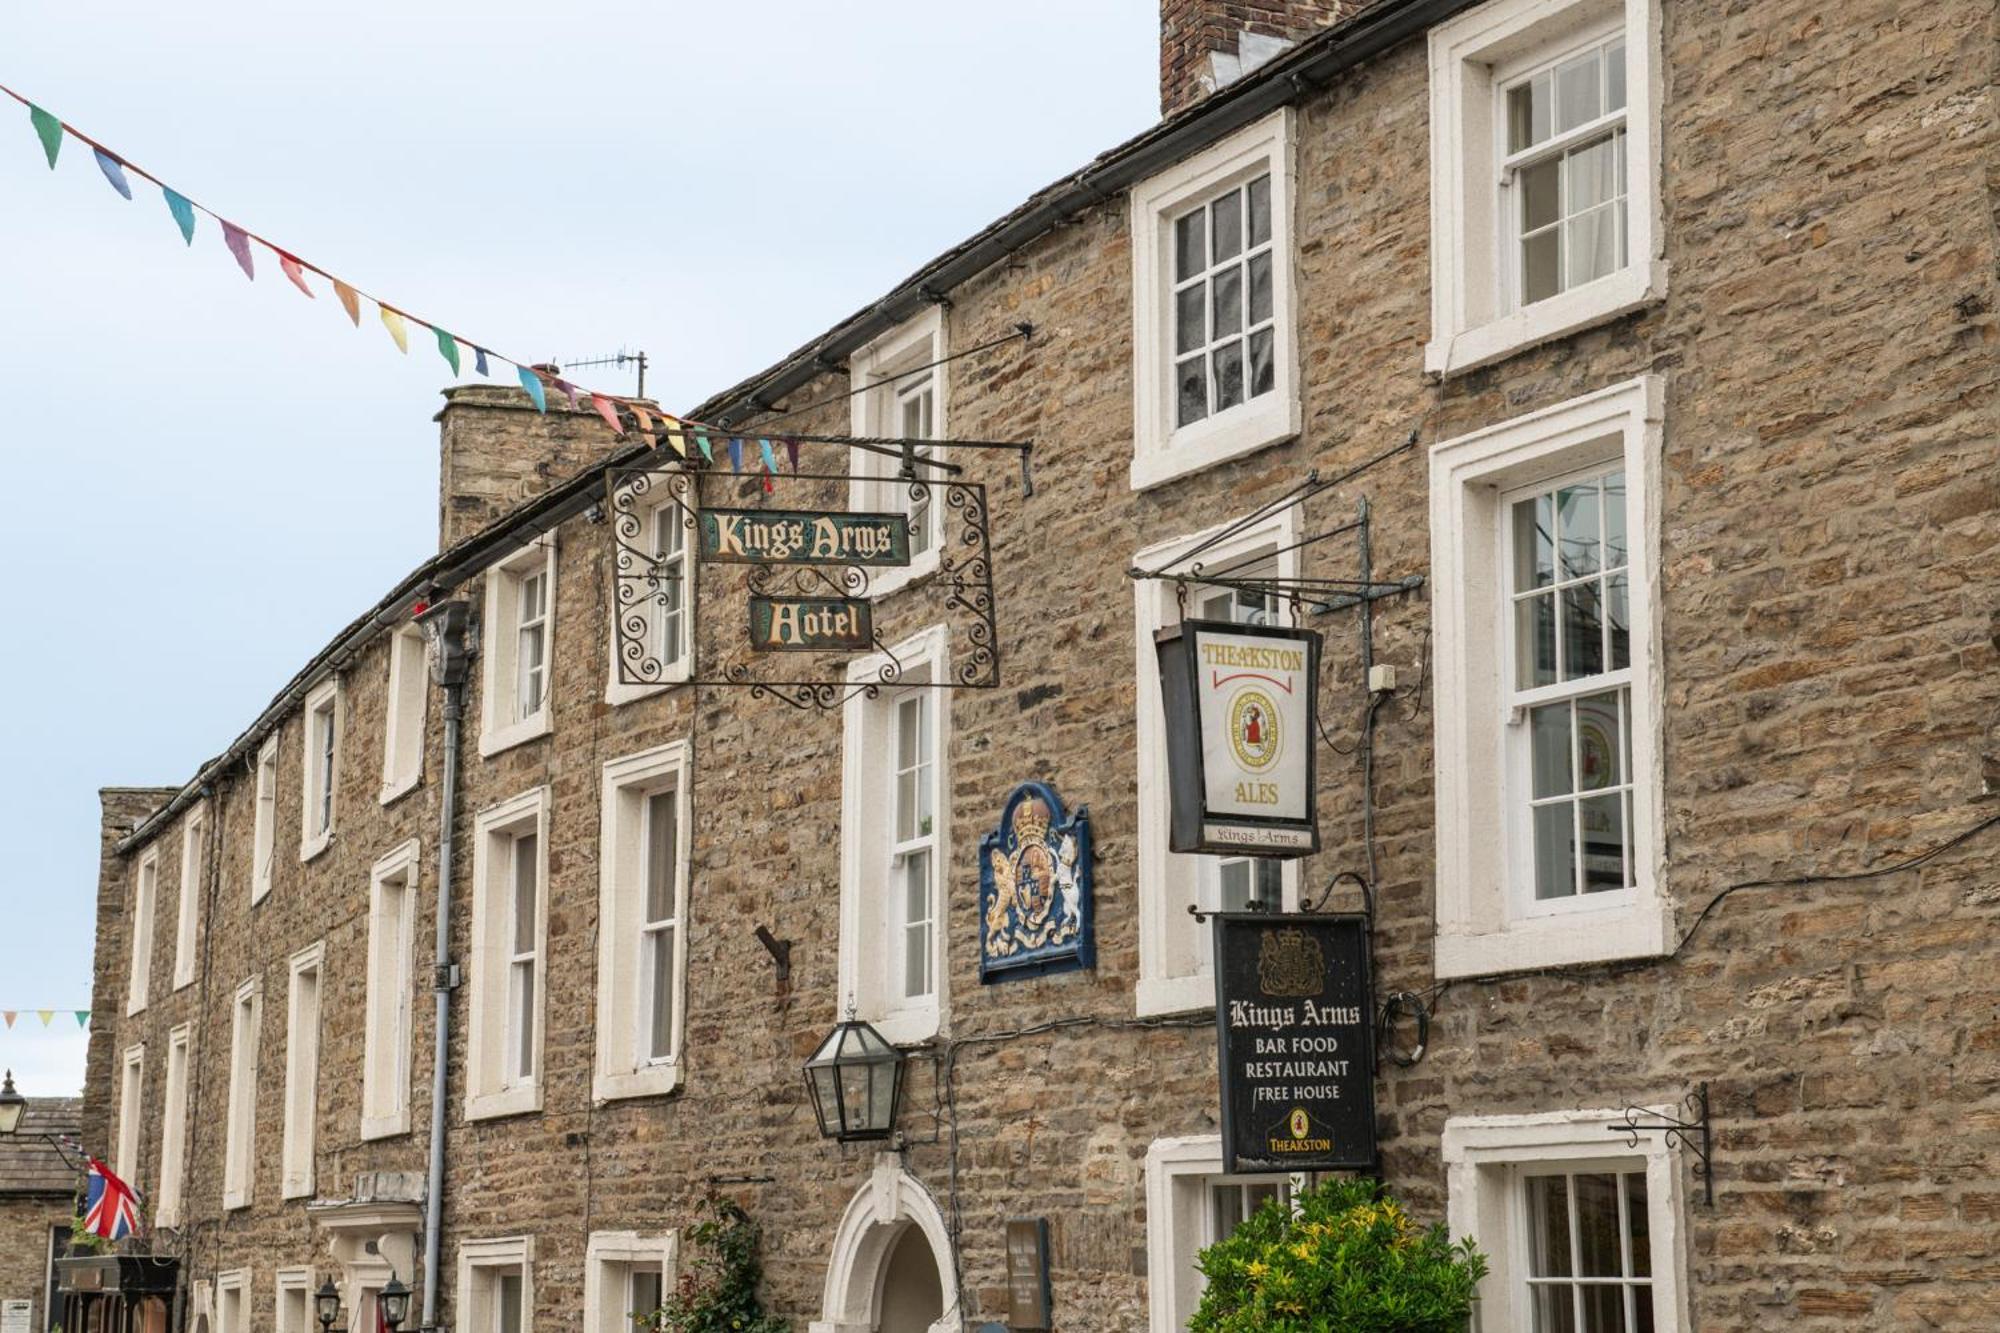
[1430,377,1668,978]
[214,1269,249,1333]
[849,307,947,596]
[281,940,325,1199]
[1426,0,1664,376]
[381,624,429,803]
[1129,109,1300,491]
[1142,1135,1301,1333]
[126,849,158,1016]
[114,1044,144,1184]
[583,1231,677,1333]
[457,1235,534,1333]
[595,743,693,1101]
[223,975,262,1210]
[605,471,697,704]
[156,1023,192,1228]
[300,677,340,861]
[480,539,558,756]
[172,804,207,991]
[362,839,419,1140]
[275,1268,315,1333]
[467,787,550,1120]
[252,734,279,904]
[1444,1108,1691,1332]
[839,625,951,1046]
[1132,509,1303,1017]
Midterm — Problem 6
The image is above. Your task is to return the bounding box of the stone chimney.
[435,381,635,550]
[1160,0,1350,116]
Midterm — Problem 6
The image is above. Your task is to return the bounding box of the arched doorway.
[811,1156,958,1333]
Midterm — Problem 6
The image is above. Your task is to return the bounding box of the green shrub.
[1191,1177,1486,1333]
[638,1197,788,1333]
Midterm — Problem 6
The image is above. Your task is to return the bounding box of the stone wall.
[0,1199,67,1332]
[80,0,2000,1329]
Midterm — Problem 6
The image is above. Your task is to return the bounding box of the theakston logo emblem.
[1227,686,1281,773]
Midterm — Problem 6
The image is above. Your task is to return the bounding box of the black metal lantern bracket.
[1607,1082,1714,1206]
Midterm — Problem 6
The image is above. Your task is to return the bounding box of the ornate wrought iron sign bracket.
[1607,1082,1714,1205]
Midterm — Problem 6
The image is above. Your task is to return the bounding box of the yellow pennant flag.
[379,306,410,354]
[36,1010,54,1027]
[659,416,686,457]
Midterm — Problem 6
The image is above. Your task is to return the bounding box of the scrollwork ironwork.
[1607,1082,1713,1206]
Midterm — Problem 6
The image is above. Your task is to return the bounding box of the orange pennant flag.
[590,395,625,436]
[629,403,654,433]
[379,306,410,353]
[2,1011,15,1029]
[278,253,315,299]
[332,280,361,325]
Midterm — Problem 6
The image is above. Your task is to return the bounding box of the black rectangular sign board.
[1214,913,1377,1174]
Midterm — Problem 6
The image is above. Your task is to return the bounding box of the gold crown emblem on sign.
[1258,928,1325,998]
[1012,797,1052,844]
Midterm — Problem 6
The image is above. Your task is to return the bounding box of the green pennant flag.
[691,429,713,463]
[434,327,461,376]
[28,104,62,169]
[75,1011,90,1029]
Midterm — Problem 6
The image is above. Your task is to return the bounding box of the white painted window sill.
[223,1191,250,1212]
[870,1007,942,1048]
[1425,262,1668,378]
[1434,899,1673,980]
[282,1177,314,1202]
[379,773,421,807]
[465,1083,542,1123]
[359,1111,411,1142]
[605,662,689,708]
[866,548,943,601]
[1130,396,1297,493]
[593,1062,684,1104]
[1136,972,1217,1020]
[478,711,551,759]
[299,831,334,864]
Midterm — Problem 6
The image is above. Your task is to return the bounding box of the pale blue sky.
[0,1,1157,1096]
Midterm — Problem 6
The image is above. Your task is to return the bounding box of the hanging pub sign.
[748,597,874,652]
[1154,618,1321,856]
[697,507,912,566]
[1214,913,1377,1174]
[978,782,1094,983]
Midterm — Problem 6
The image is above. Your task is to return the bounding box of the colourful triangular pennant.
[517,365,547,413]
[92,149,133,200]
[163,188,196,245]
[27,104,62,168]
[591,394,623,435]
[2,1011,14,1029]
[691,429,714,463]
[629,403,653,433]
[379,306,409,353]
[220,222,255,280]
[434,327,461,376]
[332,279,361,325]
[278,253,314,298]
[554,379,580,410]
[36,1010,53,1028]
[727,437,744,472]
[785,438,800,472]
[759,438,780,476]
[473,347,490,377]
[74,1011,90,1029]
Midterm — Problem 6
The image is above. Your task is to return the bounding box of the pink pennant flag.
[590,395,624,436]
[277,253,315,298]
[2,1011,15,1029]
[554,379,581,410]
[379,306,410,353]
[220,222,256,280]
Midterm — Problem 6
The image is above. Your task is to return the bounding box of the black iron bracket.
[1608,1082,1714,1205]
[754,925,792,984]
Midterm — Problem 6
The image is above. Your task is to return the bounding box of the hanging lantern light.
[802,1012,905,1142]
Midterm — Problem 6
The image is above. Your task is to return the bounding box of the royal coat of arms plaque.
[978,782,1094,983]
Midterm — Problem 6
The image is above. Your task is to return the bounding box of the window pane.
[1531,703,1573,798]
[512,835,538,955]
[630,1269,663,1320]
[1515,494,1555,590]
[1602,472,1628,569]
[1576,1173,1624,1275]
[1563,584,1606,680]
[1213,340,1245,411]
[1248,328,1276,399]
[904,851,932,999]
[1211,188,1242,261]
[1626,1172,1652,1276]
[1213,265,1243,337]
[1581,794,1627,892]
[1522,156,1561,233]
[1555,48,1602,133]
[1247,251,1273,326]
[1175,210,1205,282]
[1254,856,1282,905]
[1510,71,1552,152]
[1535,803,1578,900]
[649,925,675,1059]
[645,792,676,922]
[1532,1286,1580,1333]
[515,964,536,1077]
[498,1274,523,1333]
[1569,203,1622,288]
[1581,1285,1627,1333]
[1177,355,1209,426]
[1247,174,1271,247]
[1528,1175,1574,1276]
[1632,1290,1656,1333]
[1576,692,1622,789]
[1523,226,1561,304]
[1558,483,1601,578]
[1517,593,1558,689]
[1568,135,1619,213]
[1175,283,1206,354]
[1606,41,1627,111]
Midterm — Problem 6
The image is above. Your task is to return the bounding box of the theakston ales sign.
[698,508,910,566]
[1155,618,1321,855]
[1214,913,1377,1174]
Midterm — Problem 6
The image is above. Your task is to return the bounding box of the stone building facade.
[78,0,2000,1330]
[0,1097,80,1333]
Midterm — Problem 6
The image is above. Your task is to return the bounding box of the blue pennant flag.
[473,347,490,377]
[92,149,133,200]
[727,437,744,472]
[517,365,547,413]
[758,438,780,476]
[162,187,196,244]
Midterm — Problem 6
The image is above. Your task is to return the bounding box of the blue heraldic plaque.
[978,782,1094,983]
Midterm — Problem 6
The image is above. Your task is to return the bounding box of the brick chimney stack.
[1160,0,1350,116]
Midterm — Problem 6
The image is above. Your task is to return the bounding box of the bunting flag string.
[0,1009,91,1029]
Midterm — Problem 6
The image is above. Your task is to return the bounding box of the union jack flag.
[82,1157,141,1240]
